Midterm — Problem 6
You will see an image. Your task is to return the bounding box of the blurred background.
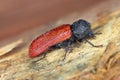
[0,0,104,41]
[0,0,107,41]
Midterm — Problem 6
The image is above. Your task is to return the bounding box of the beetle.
[29,19,102,60]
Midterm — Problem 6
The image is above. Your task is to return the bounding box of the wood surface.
[0,9,120,80]
[0,0,120,80]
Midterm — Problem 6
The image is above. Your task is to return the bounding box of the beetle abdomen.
[29,24,72,58]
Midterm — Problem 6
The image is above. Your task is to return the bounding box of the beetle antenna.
[84,39,102,47]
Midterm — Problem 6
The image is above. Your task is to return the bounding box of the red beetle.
[29,19,101,59]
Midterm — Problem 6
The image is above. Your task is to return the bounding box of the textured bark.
[0,10,120,80]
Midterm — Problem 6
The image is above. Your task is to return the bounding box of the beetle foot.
[62,46,73,61]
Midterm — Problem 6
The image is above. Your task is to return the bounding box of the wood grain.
[0,9,120,80]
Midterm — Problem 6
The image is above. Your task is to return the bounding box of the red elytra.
[29,24,72,58]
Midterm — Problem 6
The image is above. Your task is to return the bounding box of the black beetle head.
[71,19,94,40]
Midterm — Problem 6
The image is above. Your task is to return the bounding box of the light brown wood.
[0,9,120,80]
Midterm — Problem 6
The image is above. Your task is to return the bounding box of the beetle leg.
[94,32,102,35]
[62,47,68,61]
[91,32,102,39]
[62,47,67,61]
[84,39,103,47]
[30,52,47,63]
[51,45,61,49]
[62,40,73,61]
[41,47,58,58]
[40,52,47,59]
